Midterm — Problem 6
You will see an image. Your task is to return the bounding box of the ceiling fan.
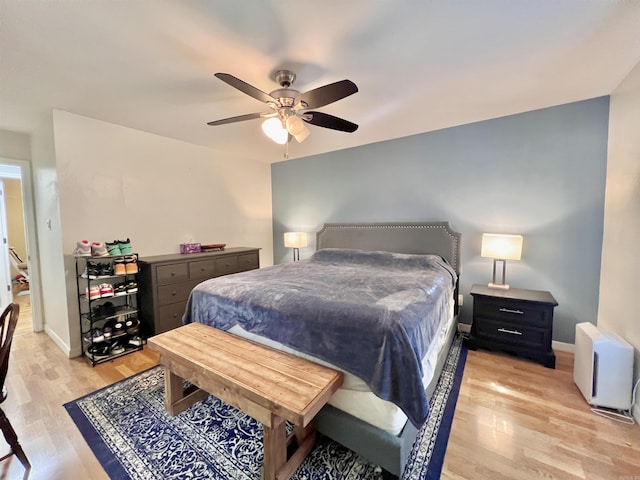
[207,70,358,147]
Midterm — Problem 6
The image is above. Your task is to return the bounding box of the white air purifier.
[573,322,633,410]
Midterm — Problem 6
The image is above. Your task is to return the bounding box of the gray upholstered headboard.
[316,222,461,274]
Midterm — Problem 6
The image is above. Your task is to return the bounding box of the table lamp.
[284,232,307,261]
[480,233,523,290]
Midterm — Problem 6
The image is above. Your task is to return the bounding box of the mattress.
[185,248,457,426]
[228,296,455,435]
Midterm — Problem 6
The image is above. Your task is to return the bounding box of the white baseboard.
[552,340,574,353]
[44,325,76,358]
[457,323,471,334]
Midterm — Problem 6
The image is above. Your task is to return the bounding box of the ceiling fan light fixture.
[286,116,310,143]
[261,117,288,144]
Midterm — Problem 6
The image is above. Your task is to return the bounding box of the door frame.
[0,157,43,332]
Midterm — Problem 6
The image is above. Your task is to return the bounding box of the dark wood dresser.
[468,284,558,368]
[138,247,260,336]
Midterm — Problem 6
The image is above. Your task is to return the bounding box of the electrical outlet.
[458,294,464,306]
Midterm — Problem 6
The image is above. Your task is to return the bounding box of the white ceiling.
[1,1,639,163]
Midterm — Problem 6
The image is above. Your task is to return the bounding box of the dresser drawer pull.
[499,308,524,315]
[498,328,522,336]
[201,267,206,271]
[170,272,176,276]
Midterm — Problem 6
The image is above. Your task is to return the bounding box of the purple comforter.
[183,248,457,427]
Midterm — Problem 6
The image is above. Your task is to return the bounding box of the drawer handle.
[499,308,524,315]
[201,267,206,271]
[171,291,177,296]
[498,328,522,336]
[170,272,176,276]
[225,263,230,267]
[173,313,178,318]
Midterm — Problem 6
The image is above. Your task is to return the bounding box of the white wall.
[52,110,273,356]
[599,60,640,422]
[0,129,30,161]
[30,115,70,350]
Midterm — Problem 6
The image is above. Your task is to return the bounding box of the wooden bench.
[147,322,343,480]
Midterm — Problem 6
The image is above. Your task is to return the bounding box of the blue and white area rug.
[65,336,467,480]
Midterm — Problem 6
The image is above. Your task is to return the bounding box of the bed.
[183,222,461,478]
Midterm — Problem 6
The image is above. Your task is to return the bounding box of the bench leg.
[263,416,317,480]
[263,415,287,480]
[164,368,209,416]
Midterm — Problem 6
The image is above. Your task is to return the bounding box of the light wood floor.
[1,331,638,479]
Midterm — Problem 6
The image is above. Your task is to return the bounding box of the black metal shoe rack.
[75,254,145,366]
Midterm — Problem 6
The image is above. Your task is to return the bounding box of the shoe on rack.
[125,317,139,334]
[110,341,126,355]
[118,238,132,255]
[124,255,138,274]
[91,242,109,257]
[99,262,114,277]
[128,335,144,347]
[103,319,116,334]
[113,283,128,296]
[113,258,126,276]
[99,283,114,298]
[83,328,105,343]
[126,281,138,294]
[106,240,122,256]
[102,301,116,317]
[91,304,105,318]
[74,240,91,257]
[112,319,126,334]
[85,285,101,301]
[81,261,101,279]
[86,344,110,359]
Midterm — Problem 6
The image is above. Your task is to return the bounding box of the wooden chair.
[0,303,30,473]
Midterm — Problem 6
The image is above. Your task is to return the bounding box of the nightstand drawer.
[474,317,549,349]
[475,299,550,328]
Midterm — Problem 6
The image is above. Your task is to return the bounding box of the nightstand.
[468,284,558,368]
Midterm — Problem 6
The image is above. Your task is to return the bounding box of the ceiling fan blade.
[207,112,264,126]
[215,73,276,104]
[304,111,358,133]
[296,80,358,109]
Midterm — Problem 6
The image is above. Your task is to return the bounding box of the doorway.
[0,161,40,334]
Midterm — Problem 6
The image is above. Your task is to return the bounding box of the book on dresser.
[138,247,260,336]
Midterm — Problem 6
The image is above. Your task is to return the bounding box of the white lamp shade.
[481,233,523,260]
[284,232,308,248]
[286,116,310,143]
[262,118,288,144]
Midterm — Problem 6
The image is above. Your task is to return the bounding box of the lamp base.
[488,282,510,290]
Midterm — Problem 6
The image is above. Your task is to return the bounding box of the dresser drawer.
[238,252,259,272]
[158,302,187,334]
[215,256,239,276]
[156,263,189,285]
[474,317,549,350]
[475,299,550,328]
[189,259,216,280]
[157,281,197,306]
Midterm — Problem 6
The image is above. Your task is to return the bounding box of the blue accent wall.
[272,97,610,343]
